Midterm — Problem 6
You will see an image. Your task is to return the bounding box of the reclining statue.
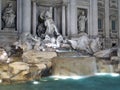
[68,33,101,54]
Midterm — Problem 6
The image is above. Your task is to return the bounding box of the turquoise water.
[0,75,120,90]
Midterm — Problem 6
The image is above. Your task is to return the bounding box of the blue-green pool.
[0,74,120,90]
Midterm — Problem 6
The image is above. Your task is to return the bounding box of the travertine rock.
[9,62,29,74]
[97,59,114,73]
[22,50,57,64]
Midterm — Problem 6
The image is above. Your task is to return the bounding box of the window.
[112,20,116,30]
[98,18,102,30]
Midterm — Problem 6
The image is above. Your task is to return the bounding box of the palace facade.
[0,0,119,48]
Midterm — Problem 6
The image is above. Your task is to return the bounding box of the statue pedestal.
[0,28,18,47]
[2,28,16,32]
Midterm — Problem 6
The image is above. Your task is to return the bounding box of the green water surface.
[0,75,120,90]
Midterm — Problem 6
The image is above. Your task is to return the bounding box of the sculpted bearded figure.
[2,2,16,28]
[44,11,60,37]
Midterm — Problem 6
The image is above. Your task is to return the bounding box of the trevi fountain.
[0,0,120,90]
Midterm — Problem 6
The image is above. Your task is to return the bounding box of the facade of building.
[0,0,119,48]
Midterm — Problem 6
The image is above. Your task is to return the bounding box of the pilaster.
[62,5,66,36]
[118,0,120,46]
[17,0,22,34]
[32,1,37,36]
[22,0,31,34]
[70,0,77,35]
[92,0,98,37]
[105,0,110,38]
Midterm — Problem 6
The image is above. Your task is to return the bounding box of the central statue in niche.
[2,2,16,29]
[37,10,60,39]
[44,11,60,37]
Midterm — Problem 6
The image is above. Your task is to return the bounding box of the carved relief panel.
[98,0,105,7]
[109,0,118,9]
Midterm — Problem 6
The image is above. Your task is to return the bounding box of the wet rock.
[10,70,29,81]
[7,62,30,81]
[0,64,11,80]
[22,50,57,64]
[110,56,120,64]
[9,62,29,74]
[35,64,46,70]
[96,59,114,73]
[0,72,10,79]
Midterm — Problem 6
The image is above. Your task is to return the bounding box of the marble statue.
[30,35,41,51]
[25,34,42,51]
[44,35,63,49]
[36,23,46,39]
[56,35,64,47]
[36,12,46,39]
[0,49,8,62]
[13,34,34,51]
[94,49,113,58]
[76,33,92,54]
[44,11,60,37]
[37,10,60,39]
[2,2,16,28]
[90,37,101,53]
[78,11,87,33]
[68,34,90,53]
[68,33,101,54]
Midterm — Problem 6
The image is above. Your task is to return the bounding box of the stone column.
[118,0,120,46]
[32,1,37,36]
[70,0,77,35]
[89,0,93,36]
[0,0,1,30]
[92,0,98,37]
[54,8,57,25]
[67,0,71,36]
[17,0,22,34]
[105,0,110,48]
[89,0,98,37]
[62,5,66,36]
[22,0,31,34]
[49,7,53,17]
[105,0,110,38]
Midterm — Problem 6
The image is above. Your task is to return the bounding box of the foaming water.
[50,76,86,80]
[32,81,40,85]
[50,73,120,80]
[95,73,120,77]
[0,74,120,90]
